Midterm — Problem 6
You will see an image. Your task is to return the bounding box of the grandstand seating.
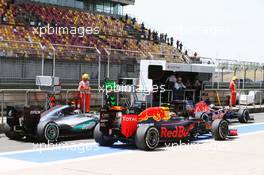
[0,0,7,17]
[0,0,184,62]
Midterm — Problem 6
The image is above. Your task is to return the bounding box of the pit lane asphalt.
[3,132,262,175]
[0,112,263,153]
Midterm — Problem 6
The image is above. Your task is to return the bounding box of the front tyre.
[238,109,249,123]
[135,125,159,151]
[212,119,229,140]
[94,124,114,146]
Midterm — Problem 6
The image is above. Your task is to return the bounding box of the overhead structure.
[215,59,264,83]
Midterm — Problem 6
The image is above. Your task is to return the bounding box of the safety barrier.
[202,84,264,113]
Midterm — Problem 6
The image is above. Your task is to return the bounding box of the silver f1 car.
[4,105,99,142]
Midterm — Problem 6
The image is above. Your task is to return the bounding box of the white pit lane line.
[0,141,99,156]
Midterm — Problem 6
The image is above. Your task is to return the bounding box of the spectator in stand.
[123,38,127,45]
[176,40,180,50]
[148,29,151,40]
[179,42,183,52]
[132,17,136,25]
[192,52,201,63]
[2,15,7,23]
[141,23,145,31]
[125,14,128,22]
[160,33,164,42]
[153,31,158,43]
[170,37,174,46]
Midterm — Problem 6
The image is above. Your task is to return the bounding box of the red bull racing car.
[193,101,254,123]
[94,106,238,151]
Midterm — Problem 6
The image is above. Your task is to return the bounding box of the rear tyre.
[37,122,59,143]
[212,119,229,140]
[238,109,249,123]
[135,125,159,151]
[195,112,210,122]
[94,124,114,146]
[3,124,23,140]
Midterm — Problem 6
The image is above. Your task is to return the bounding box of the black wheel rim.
[202,114,209,122]
[146,129,159,148]
[45,124,58,141]
[219,121,229,138]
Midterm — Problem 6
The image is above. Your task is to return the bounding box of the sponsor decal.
[138,107,171,122]
[121,115,138,138]
[30,110,41,115]
[160,124,194,139]
[122,116,137,122]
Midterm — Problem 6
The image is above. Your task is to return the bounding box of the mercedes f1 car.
[94,106,238,151]
[4,105,99,142]
[193,101,254,123]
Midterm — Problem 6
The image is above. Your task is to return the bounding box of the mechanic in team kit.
[78,73,91,112]
[229,76,237,107]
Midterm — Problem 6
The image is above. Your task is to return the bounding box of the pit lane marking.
[0,123,264,165]
[2,131,264,173]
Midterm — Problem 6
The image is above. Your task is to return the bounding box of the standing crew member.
[78,73,91,113]
[229,76,237,107]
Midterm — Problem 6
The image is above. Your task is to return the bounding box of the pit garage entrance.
[139,60,215,106]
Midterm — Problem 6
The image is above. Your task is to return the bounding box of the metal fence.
[202,81,264,111]
[0,41,141,88]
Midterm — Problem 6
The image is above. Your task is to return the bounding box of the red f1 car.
[193,101,254,123]
[94,106,237,151]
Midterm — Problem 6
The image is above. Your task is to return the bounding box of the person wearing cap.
[229,76,237,107]
[78,73,91,113]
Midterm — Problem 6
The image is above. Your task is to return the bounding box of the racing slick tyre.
[3,124,23,140]
[238,109,250,123]
[135,125,160,151]
[195,112,210,122]
[212,119,229,140]
[94,124,114,146]
[37,122,59,143]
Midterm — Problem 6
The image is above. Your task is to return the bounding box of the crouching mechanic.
[78,73,91,112]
